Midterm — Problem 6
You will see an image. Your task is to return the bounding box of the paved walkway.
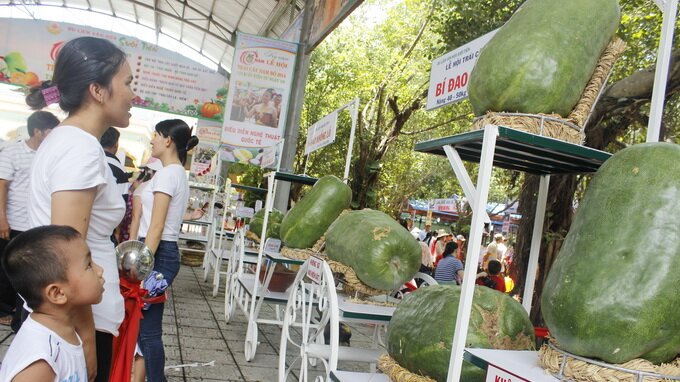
[0,264,378,381]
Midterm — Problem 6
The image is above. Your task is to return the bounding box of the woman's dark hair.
[155,119,199,165]
[135,168,154,183]
[442,241,458,257]
[26,37,127,112]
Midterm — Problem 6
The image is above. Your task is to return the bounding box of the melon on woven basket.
[324,209,420,291]
[467,0,624,144]
[541,143,680,366]
[384,285,535,382]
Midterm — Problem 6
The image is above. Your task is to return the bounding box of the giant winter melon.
[468,0,620,117]
[387,285,535,382]
[542,143,680,364]
[325,209,421,290]
[279,175,351,248]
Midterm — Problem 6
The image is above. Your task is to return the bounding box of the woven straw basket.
[539,341,680,381]
[280,238,391,298]
[377,354,436,382]
[472,38,627,144]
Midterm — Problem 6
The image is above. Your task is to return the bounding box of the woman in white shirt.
[136,119,198,381]
[25,36,134,382]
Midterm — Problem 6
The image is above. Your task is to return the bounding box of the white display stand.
[179,181,218,261]
[203,181,266,296]
[222,171,317,362]
[414,125,611,381]
[278,257,395,382]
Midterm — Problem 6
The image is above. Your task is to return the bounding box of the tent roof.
[0,0,304,74]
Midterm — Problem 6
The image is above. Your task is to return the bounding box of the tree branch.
[402,112,473,135]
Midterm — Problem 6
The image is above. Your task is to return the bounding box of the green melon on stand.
[387,285,535,382]
[468,0,620,117]
[279,175,351,248]
[324,209,420,291]
[542,143,680,364]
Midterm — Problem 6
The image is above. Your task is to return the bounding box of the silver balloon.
[115,240,154,283]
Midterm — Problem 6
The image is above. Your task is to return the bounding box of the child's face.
[63,238,105,306]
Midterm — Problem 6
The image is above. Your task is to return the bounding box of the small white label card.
[306,256,324,284]
[263,238,282,254]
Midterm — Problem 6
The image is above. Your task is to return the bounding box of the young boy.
[475,259,507,293]
[0,225,104,382]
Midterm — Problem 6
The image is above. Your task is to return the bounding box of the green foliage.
[298,0,679,220]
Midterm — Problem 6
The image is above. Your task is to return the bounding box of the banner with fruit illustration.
[0,19,228,121]
[221,33,297,166]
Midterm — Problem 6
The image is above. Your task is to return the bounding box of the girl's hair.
[26,37,127,111]
[155,119,199,165]
[442,241,458,257]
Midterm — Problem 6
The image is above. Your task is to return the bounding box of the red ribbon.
[110,277,168,381]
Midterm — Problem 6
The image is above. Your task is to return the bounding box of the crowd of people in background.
[408,219,515,294]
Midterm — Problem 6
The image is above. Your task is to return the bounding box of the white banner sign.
[189,142,219,176]
[426,30,497,111]
[304,110,338,155]
[0,19,228,120]
[221,33,298,166]
[432,198,457,213]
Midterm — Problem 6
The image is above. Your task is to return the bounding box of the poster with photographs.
[190,142,219,176]
[221,33,297,166]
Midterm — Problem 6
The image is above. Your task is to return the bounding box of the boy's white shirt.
[0,315,87,382]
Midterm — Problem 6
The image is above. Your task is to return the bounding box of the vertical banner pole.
[343,97,359,184]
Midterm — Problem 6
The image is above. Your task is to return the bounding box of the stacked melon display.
[279,175,352,249]
[278,175,420,291]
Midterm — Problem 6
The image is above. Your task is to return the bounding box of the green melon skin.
[249,208,284,239]
[325,209,421,290]
[467,0,620,117]
[387,285,535,382]
[279,175,351,249]
[542,143,680,364]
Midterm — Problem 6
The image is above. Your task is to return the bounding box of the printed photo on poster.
[190,143,218,176]
[229,83,285,128]
[221,33,298,165]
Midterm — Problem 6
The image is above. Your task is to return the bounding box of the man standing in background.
[100,127,132,244]
[0,111,59,331]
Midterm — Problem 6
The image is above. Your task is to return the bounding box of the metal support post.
[343,97,359,183]
[647,0,678,142]
[522,175,550,313]
[443,145,492,224]
[446,125,498,382]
